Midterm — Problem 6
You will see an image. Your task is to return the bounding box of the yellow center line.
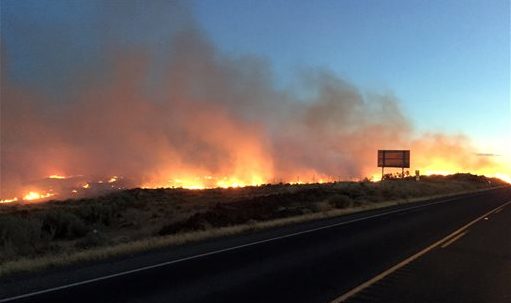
[328,200,511,303]
[440,231,467,248]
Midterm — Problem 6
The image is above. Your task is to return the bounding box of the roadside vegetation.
[0,173,507,276]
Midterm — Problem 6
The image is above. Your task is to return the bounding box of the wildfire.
[216,177,249,188]
[22,191,55,201]
[0,197,19,203]
[2,162,509,205]
[425,170,454,176]
[1,193,54,203]
[183,184,206,190]
[371,174,382,182]
[140,173,344,190]
[3,14,509,207]
[139,174,266,190]
[48,174,68,179]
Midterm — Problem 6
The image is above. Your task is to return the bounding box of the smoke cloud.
[0,2,503,200]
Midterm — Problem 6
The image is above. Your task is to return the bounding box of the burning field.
[1,3,510,201]
[2,22,510,203]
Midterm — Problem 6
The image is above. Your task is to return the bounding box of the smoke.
[0,2,504,199]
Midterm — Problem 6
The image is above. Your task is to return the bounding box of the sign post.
[377,150,410,179]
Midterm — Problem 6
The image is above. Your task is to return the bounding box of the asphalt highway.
[341,192,511,303]
[1,187,509,303]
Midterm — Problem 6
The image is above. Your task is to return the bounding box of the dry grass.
[0,174,507,277]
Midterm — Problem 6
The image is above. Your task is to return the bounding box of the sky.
[0,0,510,199]
[193,0,510,158]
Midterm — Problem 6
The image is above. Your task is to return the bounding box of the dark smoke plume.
[0,2,502,200]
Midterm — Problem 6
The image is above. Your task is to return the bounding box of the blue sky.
[1,0,510,166]
[194,0,510,160]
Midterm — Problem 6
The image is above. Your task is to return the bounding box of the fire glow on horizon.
[0,167,509,204]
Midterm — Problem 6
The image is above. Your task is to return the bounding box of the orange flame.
[22,191,55,201]
[0,197,19,204]
[48,175,68,179]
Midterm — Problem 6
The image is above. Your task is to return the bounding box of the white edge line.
[0,195,486,302]
[328,200,511,303]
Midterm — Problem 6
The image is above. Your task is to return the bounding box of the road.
[340,191,511,303]
[1,187,510,303]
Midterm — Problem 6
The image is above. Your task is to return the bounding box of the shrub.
[74,203,115,226]
[328,194,353,209]
[0,216,43,259]
[37,210,88,240]
[74,230,106,249]
[315,201,333,212]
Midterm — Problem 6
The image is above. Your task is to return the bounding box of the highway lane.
[1,187,510,303]
[340,197,511,303]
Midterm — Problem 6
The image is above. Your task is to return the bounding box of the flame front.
[0,197,19,204]
[23,191,55,201]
